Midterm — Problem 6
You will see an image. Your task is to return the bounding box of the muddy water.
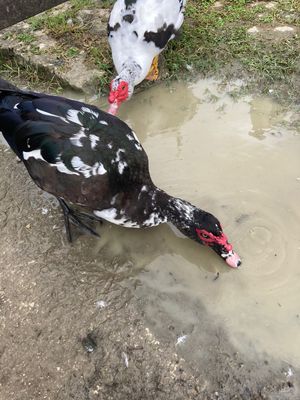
[2,79,299,369]
[92,80,300,367]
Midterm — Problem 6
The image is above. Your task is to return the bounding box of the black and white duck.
[0,80,241,268]
[107,0,186,114]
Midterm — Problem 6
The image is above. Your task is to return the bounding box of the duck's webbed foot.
[57,198,100,242]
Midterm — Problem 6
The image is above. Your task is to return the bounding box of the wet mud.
[0,79,300,399]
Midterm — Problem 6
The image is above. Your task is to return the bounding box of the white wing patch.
[89,134,99,149]
[112,149,128,174]
[81,106,99,118]
[23,149,79,175]
[67,107,99,125]
[126,131,142,151]
[36,108,69,123]
[70,131,100,149]
[94,208,139,228]
[132,131,142,151]
[131,131,139,142]
[110,194,118,205]
[142,212,165,227]
[70,128,86,147]
[23,149,45,162]
[66,109,82,125]
[56,161,79,175]
[71,156,107,178]
[118,160,128,174]
[116,149,124,161]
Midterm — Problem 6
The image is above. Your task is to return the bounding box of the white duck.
[107,0,186,114]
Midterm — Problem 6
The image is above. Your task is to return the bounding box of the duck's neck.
[94,185,200,232]
[133,186,199,231]
[117,61,142,88]
[154,189,200,234]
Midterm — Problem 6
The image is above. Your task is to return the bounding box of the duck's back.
[0,90,151,207]
[108,0,186,77]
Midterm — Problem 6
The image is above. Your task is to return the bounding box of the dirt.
[0,109,299,399]
[0,1,111,93]
[0,1,300,397]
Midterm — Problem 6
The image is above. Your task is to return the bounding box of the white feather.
[71,156,107,178]
[36,108,68,123]
[70,128,86,147]
[23,149,79,176]
[89,134,99,149]
[108,0,186,83]
[93,208,139,227]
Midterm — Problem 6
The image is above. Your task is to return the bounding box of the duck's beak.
[107,101,119,115]
[210,231,242,269]
[224,251,242,268]
[107,88,120,115]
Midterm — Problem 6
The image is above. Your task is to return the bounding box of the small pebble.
[122,351,129,368]
[274,26,294,32]
[265,2,276,9]
[82,334,97,353]
[96,300,107,309]
[285,367,293,377]
[176,335,188,346]
[248,26,260,34]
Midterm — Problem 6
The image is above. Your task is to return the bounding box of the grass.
[163,0,300,99]
[28,0,111,33]
[1,0,299,100]
[28,0,114,88]
[66,47,80,57]
[0,52,63,92]
[165,0,299,74]
[16,33,36,44]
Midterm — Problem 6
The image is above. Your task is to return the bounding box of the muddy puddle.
[1,78,300,377]
[85,79,300,367]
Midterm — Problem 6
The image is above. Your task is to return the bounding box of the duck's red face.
[107,80,129,115]
[195,226,241,268]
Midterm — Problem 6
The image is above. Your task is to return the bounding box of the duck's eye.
[202,233,209,239]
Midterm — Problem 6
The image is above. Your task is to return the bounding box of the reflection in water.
[249,97,285,140]
[89,79,300,367]
[122,83,200,157]
[120,82,200,133]
[92,221,230,277]
[96,81,200,157]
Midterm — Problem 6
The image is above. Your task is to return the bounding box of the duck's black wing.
[0,89,151,208]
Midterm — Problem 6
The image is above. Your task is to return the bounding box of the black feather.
[0,86,151,206]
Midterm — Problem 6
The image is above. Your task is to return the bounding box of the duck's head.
[168,199,241,268]
[185,210,241,268]
[108,78,133,115]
